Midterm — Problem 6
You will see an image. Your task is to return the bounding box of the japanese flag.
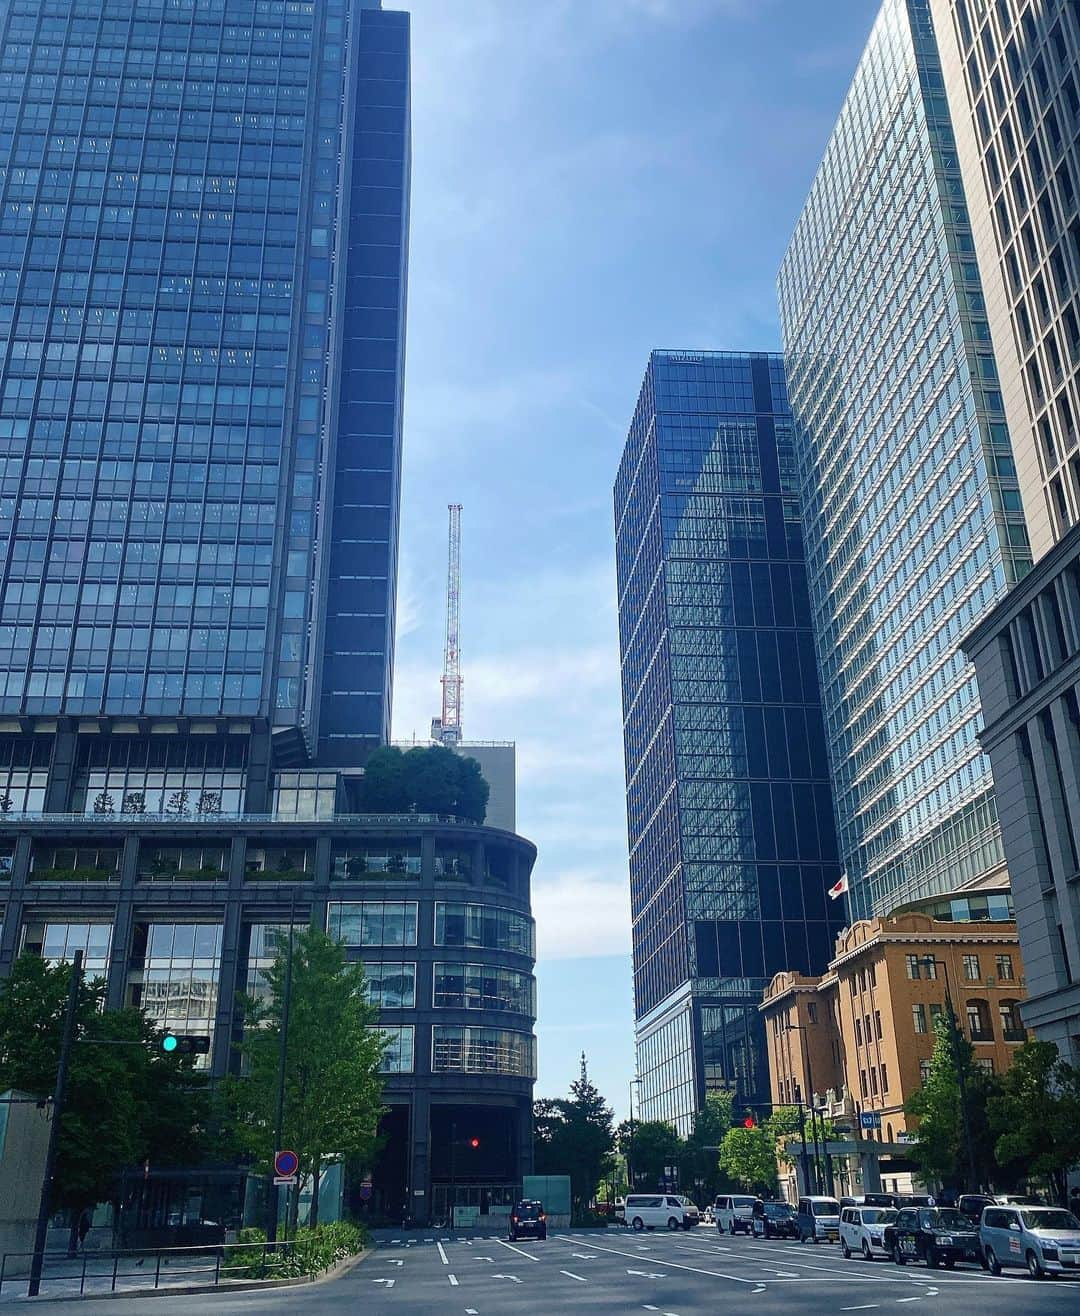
[828,873,849,901]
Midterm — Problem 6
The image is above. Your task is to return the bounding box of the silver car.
[979,1204,1080,1279]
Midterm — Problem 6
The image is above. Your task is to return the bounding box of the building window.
[870,1066,879,1095]
[331,840,421,878]
[365,962,416,1009]
[965,998,994,1042]
[860,1068,868,1097]
[906,954,920,979]
[998,998,1026,1042]
[273,771,337,820]
[868,962,876,987]
[21,920,112,978]
[434,903,534,956]
[245,923,303,1006]
[327,901,418,948]
[378,1025,414,1073]
[127,922,223,1068]
[807,1002,818,1023]
[975,1057,995,1075]
[995,953,1014,981]
[880,1063,888,1094]
[962,953,981,981]
[433,963,535,1015]
[912,1002,928,1033]
[855,1017,863,1045]
[431,1025,535,1077]
[920,1058,933,1086]
[874,1009,883,1040]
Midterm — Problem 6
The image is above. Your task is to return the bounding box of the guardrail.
[0,1239,296,1298]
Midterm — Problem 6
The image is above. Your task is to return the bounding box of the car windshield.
[765,1204,793,1217]
[861,1208,895,1224]
[1022,1209,1079,1231]
[514,1203,542,1219]
[812,1200,840,1215]
[923,1209,967,1229]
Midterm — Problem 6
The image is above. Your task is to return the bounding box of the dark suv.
[884,1206,980,1268]
[509,1200,547,1241]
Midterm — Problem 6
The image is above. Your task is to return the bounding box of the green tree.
[619,1119,684,1191]
[359,745,489,823]
[229,926,386,1229]
[905,1011,999,1191]
[533,1064,615,1219]
[679,1092,735,1203]
[988,1040,1080,1204]
[0,955,208,1251]
[718,1124,778,1193]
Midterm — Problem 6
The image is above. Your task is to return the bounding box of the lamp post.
[920,954,977,1193]
[626,1078,641,1190]
[785,1022,823,1195]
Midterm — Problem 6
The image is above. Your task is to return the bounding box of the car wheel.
[538,1228,547,1241]
[667,1218,679,1231]
[893,1244,906,1266]
[729,1223,736,1235]
[862,1240,873,1261]
[985,1247,1001,1276]
[1026,1250,1046,1280]
[632,1217,644,1232]
[943,1259,955,1270]
[842,1240,851,1259]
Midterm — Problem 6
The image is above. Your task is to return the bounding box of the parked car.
[840,1205,896,1259]
[752,1200,798,1239]
[979,1204,1080,1279]
[715,1194,758,1235]
[994,1194,1045,1207]
[883,1206,980,1268]
[614,1197,626,1225]
[508,1201,547,1241]
[797,1196,842,1243]
[624,1194,699,1231]
[957,1194,996,1225]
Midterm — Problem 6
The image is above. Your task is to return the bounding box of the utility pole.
[268,903,296,1245]
[29,950,83,1298]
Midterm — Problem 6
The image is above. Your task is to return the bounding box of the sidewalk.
[0,1253,223,1302]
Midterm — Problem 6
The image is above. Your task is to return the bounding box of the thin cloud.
[533,869,632,960]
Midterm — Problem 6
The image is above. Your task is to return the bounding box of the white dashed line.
[437,1242,450,1265]
[495,1238,541,1262]
[560,1270,587,1282]
[448,1273,459,1286]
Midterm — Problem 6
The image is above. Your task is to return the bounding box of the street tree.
[619,1119,684,1191]
[718,1124,778,1193]
[905,1011,999,1190]
[359,745,489,823]
[679,1092,735,1203]
[988,1039,1080,1204]
[0,954,207,1252]
[533,1060,616,1217]
[229,926,386,1228]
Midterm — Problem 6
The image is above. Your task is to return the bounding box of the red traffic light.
[469,1137,480,1149]
[743,1116,756,1128]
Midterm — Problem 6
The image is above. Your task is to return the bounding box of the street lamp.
[627,1078,641,1190]
[919,954,977,1193]
[784,1022,825,1195]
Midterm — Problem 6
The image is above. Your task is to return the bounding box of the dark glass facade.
[614,350,844,1131]
[0,0,408,766]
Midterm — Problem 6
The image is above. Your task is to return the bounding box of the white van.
[624,1194,700,1231]
[840,1204,896,1259]
[715,1194,758,1235]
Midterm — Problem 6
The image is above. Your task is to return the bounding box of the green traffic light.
[162,1034,178,1053]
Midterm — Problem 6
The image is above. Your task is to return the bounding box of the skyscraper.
[614,349,843,1132]
[930,0,1080,556]
[0,1,540,1227]
[778,0,1032,923]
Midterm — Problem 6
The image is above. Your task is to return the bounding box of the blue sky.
[389,0,878,1118]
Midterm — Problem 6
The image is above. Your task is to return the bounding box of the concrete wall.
[0,1091,50,1274]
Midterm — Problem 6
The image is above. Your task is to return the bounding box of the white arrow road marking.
[752,1287,766,1295]
[643,1307,660,1311]
[373,1278,395,1288]
[560,1270,587,1282]
[495,1239,540,1262]
[437,1242,450,1265]
[474,1256,495,1263]
[387,1259,404,1266]
[466,1310,478,1314]
[627,1268,667,1279]
[448,1274,459,1286]
[491,1273,522,1283]
[572,1252,597,1259]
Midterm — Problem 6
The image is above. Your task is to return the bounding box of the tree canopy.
[0,954,208,1234]
[988,1039,1080,1204]
[533,1063,616,1217]
[227,925,386,1228]
[359,745,489,823]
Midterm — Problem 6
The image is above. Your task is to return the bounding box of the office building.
[778,0,1032,924]
[0,0,538,1225]
[762,910,1027,1198]
[930,0,1080,555]
[964,521,1080,1065]
[614,349,844,1132]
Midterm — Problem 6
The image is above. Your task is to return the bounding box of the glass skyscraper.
[614,349,843,1131]
[777,0,1032,922]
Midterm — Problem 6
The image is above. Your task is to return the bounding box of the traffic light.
[743,1116,756,1129]
[468,1137,480,1149]
[161,1033,210,1056]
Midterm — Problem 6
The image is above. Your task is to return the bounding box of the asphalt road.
[20,1227,1080,1313]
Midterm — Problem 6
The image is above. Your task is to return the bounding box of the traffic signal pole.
[29,950,83,1298]
[268,910,296,1245]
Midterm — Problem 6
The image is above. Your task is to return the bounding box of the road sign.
[359,1181,373,1201]
[273,1175,297,1186]
[274,1149,299,1178]
[859,1111,882,1130]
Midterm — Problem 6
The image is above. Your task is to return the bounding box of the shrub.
[224,1221,366,1280]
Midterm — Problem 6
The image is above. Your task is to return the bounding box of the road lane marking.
[495,1239,540,1262]
[752,1287,766,1294]
[448,1274,459,1286]
[644,1307,660,1311]
[553,1234,754,1285]
[388,1259,404,1266]
[373,1278,395,1288]
[466,1309,478,1313]
[572,1252,597,1259]
[560,1270,587,1282]
[437,1242,450,1265]
[627,1268,667,1278]
[896,1299,922,1304]
[491,1273,521,1283]
[841,1307,880,1311]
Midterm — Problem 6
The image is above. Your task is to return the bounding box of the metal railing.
[0,1239,297,1298]
[0,811,476,826]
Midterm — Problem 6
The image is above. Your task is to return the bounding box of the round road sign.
[274,1149,299,1178]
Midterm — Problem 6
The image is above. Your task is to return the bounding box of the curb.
[8,1246,373,1304]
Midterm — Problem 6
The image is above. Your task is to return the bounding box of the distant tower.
[431,504,463,745]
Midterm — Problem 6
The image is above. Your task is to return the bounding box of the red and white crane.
[431,504,463,745]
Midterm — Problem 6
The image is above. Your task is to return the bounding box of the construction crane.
[431,504,463,746]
